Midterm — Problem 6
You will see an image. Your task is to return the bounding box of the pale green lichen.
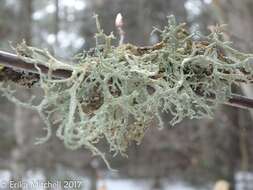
[0,15,253,168]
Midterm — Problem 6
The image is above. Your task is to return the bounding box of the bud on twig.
[115,13,123,28]
[115,13,125,45]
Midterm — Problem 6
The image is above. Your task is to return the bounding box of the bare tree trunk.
[90,168,97,190]
[10,105,29,190]
[85,164,97,190]
[55,0,60,45]
[10,0,33,188]
[19,0,33,45]
[152,176,163,190]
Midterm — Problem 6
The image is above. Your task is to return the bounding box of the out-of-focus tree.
[216,0,253,172]
[54,0,60,45]
[10,0,35,187]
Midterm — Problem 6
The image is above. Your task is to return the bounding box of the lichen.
[0,15,252,168]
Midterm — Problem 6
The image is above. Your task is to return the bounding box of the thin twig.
[0,50,253,109]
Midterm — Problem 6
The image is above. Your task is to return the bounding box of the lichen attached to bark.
[0,15,252,168]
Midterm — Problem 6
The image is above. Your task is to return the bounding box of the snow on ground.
[0,170,203,190]
[98,179,198,190]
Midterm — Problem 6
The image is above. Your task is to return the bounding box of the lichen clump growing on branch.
[0,15,253,166]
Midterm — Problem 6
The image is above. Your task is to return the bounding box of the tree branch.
[0,50,72,78]
[0,50,253,109]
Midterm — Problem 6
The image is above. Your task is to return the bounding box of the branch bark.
[0,50,253,109]
[0,50,72,78]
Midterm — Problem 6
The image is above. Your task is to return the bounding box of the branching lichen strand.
[0,15,252,167]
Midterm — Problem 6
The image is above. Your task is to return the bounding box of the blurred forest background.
[0,0,253,190]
